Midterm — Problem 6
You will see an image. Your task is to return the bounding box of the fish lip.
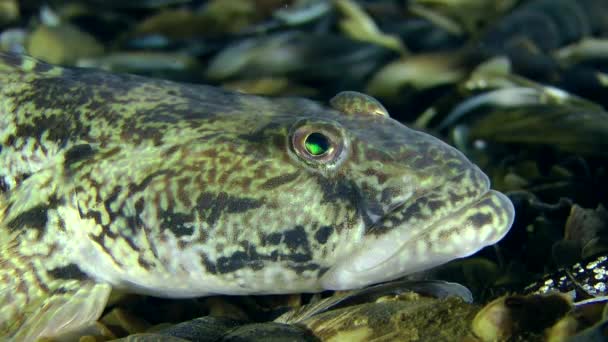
[320,171,515,290]
[367,166,491,236]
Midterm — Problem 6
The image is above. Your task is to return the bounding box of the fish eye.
[290,121,347,168]
[304,132,331,156]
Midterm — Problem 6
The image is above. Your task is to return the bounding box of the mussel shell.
[220,322,319,342]
[276,279,472,324]
[205,31,395,92]
[468,104,608,157]
[113,316,244,342]
[298,294,476,341]
[113,334,191,342]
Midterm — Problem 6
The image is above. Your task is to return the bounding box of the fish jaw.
[320,167,515,290]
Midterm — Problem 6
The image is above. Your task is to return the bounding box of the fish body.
[0,53,514,340]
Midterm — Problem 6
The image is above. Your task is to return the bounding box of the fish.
[0,53,514,340]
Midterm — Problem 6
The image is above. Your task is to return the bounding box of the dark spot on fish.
[103,186,122,214]
[288,252,313,263]
[274,226,314,263]
[81,208,103,228]
[314,226,333,244]
[208,234,315,275]
[380,188,399,204]
[469,212,493,228]
[88,232,124,267]
[411,152,437,170]
[162,212,195,237]
[426,199,444,211]
[5,135,14,146]
[12,173,32,187]
[6,197,59,233]
[283,226,309,252]
[196,192,220,227]
[31,268,51,293]
[366,197,431,236]
[260,172,301,190]
[365,222,391,236]
[64,143,95,167]
[201,254,218,274]
[216,251,265,274]
[195,191,263,227]
[238,122,282,145]
[54,287,70,295]
[47,264,88,280]
[264,232,283,245]
[141,104,183,123]
[400,200,425,220]
[448,190,466,205]
[18,78,93,140]
[138,255,154,270]
[134,197,145,213]
[128,171,169,194]
[317,177,360,207]
[359,185,386,227]
[0,177,8,193]
[364,149,394,164]
[122,234,143,253]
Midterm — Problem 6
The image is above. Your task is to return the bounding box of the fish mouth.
[320,167,515,290]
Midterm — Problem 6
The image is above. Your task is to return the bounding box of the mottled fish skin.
[0,53,514,339]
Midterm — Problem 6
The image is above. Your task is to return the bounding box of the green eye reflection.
[304,132,331,156]
[291,123,345,167]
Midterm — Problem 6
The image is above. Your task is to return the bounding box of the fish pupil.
[305,132,330,156]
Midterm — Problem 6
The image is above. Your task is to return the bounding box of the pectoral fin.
[0,236,111,341]
[0,202,111,341]
[10,282,111,341]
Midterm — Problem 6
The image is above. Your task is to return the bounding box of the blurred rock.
[0,0,19,26]
[27,23,104,65]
